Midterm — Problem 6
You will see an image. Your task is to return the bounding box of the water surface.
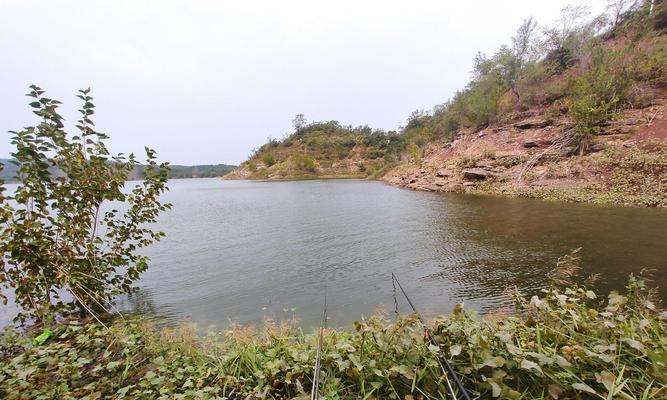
[2,178,665,329]
[116,178,667,329]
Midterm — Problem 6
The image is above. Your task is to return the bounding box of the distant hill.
[132,163,236,180]
[224,121,406,180]
[0,159,236,183]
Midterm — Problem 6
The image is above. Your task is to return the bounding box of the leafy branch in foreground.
[0,86,171,324]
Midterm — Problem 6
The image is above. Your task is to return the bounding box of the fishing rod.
[310,294,327,400]
[392,273,471,400]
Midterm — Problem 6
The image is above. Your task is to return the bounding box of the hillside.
[224,121,404,180]
[227,3,667,206]
[383,82,667,207]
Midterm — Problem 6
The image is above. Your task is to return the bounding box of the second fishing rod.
[392,272,471,400]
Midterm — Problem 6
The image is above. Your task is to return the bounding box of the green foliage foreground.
[1,274,665,400]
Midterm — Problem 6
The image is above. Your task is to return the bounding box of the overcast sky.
[1,0,603,165]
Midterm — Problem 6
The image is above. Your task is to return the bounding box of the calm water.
[118,178,667,329]
[2,178,666,328]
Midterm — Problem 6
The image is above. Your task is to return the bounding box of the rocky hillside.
[383,87,667,207]
[227,3,667,206]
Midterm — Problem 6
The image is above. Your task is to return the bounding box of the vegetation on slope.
[385,2,667,207]
[1,259,665,399]
[226,118,407,180]
[231,1,667,207]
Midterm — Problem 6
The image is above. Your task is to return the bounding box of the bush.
[456,153,480,169]
[262,153,276,167]
[292,154,316,173]
[407,142,422,163]
[566,46,633,152]
[0,86,171,324]
[568,94,611,147]
[482,147,497,160]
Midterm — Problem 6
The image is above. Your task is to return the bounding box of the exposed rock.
[462,168,497,180]
[463,182,477,187]
[523,139,540,148]
[589,143,607,153]
[523,138,553,148]
[477,130,488,138]
[515,118,552,129]
[436,170,449,177]
[560,146,577,156]
[626,117,639,125]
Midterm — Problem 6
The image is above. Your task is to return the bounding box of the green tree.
[0,86,171,324]
[292,113,307,131]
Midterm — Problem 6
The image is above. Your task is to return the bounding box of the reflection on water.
[2,178,666,329]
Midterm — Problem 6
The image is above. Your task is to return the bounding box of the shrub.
[568,94,611,147]
[456,153,480,169]
[0,86,171,324]
[292,154,316,173]
[482,147,497,160]
[407,142,422,163]
[262,152,276,167]
[566,46,633,152]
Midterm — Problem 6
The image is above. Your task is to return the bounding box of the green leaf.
[32,329,53,346]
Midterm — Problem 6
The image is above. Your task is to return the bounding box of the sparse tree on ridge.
[292,113,307,131]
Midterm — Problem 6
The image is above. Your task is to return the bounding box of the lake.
[2,178,666,329]
[119,178,667,329]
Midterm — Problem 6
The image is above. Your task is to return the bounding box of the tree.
[0,86,171,324]
[497,17,540,100]
[606,0,640,30]
[542,5,605,72]
[292,113,307,131]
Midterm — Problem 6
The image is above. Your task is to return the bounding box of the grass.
[1,254,665,399]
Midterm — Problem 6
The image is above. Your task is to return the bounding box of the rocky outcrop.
[462,168,497,180]
[523,138,553,148]
[514,118,552,130]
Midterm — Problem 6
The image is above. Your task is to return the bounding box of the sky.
[0,0,604,165]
